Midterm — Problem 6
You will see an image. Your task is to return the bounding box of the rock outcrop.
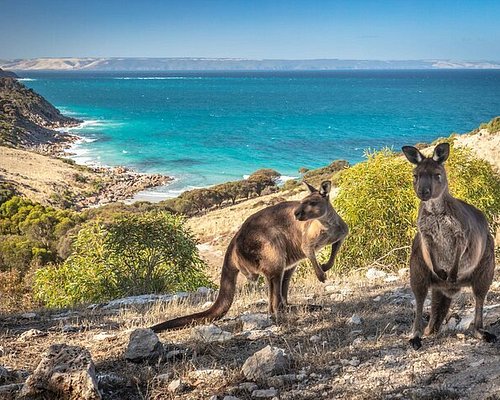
[0,77,81,148]
[20,343,101,400]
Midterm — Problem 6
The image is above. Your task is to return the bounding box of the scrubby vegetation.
[34,212,212,307]
[160,168,281,215]
[478,116,500,134]
[331,144,500,272]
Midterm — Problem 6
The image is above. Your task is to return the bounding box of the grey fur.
[402,144,496,349]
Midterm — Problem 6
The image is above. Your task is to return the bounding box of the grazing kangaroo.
[150,180,348,332]
[402,143,496,350]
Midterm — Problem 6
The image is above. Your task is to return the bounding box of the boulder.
[125,328,163,362]
[241,345,288,382]
[20,343,101,400]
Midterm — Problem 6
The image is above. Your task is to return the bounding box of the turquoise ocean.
[19,70,500,199]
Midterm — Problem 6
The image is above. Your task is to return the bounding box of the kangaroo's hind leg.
[425,288,452,335]
[470,235,497,343]
[265,268,285,321]
[281,266,296,306]
[409,237,431,350]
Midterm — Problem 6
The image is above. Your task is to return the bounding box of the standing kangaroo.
[150,180,348,332]
[402,143,496,350]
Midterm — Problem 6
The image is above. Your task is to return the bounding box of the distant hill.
[0,77,80,148]
[2,57,500,71]
[0,68,18,78]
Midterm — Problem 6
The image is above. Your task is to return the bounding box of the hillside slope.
[0,77,80,148]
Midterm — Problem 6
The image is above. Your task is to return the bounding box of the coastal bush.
[330,144,500,272]
[478,116,500,134]
[34,212,213,307]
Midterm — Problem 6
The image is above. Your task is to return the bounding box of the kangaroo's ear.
[432,142,450,164]
[319,180,332,197]
[402,146,424,165]
[303,181,318,193]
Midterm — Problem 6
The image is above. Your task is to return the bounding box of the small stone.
[384,275,399,283]
[20,312,37,319]
[366,268,387,280]
[456,314,474,331]
[201,301,214,309]
[238,382,259,392]
[241,345,288,382]
[125,328,163,362]
[193,324,234,343]
[197,287,212,296]
[165,349,190,361]
[373,296,382,302]
[266,375,285,387]
[93,332,117,341]
[240,313,272,330]
[242,329,274,341]
[309,335,321,343]
[167,379,186,394]
[252,388,278,398]
[155,373,173,382]
[17,329,47,341]
[223,396,241,400]
[470,359,484,368]
[324,285,336,293]
[61,325,80,333]
[187,369,225,383]
[348,358,360,367]
[348,314,363,325]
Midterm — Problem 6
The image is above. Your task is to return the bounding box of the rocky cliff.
[0,68,18,78]
[0,77,81,148]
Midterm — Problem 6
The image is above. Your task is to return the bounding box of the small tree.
[34,212,213,307]
[248,169,280,196]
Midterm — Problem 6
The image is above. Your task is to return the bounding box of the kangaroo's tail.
[149,242,239,332]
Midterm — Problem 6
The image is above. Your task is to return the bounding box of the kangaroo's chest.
[305,220,335,249]
[418,213,464,273]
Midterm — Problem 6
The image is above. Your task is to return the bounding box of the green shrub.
[34,211,213,307]
[331,145,500,272]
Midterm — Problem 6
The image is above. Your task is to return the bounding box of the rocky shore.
[0,75,173,209]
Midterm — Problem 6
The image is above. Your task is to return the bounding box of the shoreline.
[59,122,178,204]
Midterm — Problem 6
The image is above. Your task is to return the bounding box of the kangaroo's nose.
[422,188,431,196]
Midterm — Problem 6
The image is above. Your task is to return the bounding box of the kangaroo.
[402,143,497,350]
[150,180,348,332]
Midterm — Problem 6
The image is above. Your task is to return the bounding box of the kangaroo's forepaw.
[481,330,497,343]
[409,336,422,350]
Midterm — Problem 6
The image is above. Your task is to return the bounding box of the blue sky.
[1,0,499,60]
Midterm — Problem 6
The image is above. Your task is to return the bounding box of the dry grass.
[1,268,499,399]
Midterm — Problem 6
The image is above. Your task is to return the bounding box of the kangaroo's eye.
[434,174,442,180]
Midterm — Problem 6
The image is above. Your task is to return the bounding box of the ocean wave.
[113,77,203,80]
[17,78,37,81]
[278,175,298,184]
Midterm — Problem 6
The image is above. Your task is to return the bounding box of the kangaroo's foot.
[472,328,497,343]
[314,268,326,283]
[409,336,422,350]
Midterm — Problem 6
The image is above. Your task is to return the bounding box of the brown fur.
[402,143,496,349]
[150,180,348,332]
